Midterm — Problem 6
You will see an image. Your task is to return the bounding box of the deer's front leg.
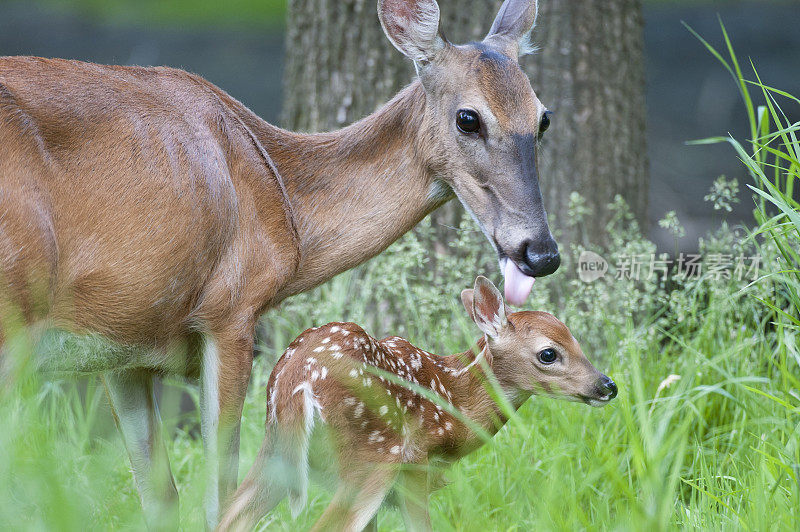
[398,463,432,532]
[200,329,254,530]
[102,369,179,531]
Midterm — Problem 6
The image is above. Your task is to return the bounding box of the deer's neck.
[442,341,529,440]
[258,82,451,298]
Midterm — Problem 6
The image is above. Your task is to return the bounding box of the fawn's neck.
[258,82,452,299]
[441,339,529,440]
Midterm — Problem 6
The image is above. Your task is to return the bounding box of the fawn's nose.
[596,375,618,399]
[520,237,560,277]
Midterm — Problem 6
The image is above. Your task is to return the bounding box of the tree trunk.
[281,0,648,246]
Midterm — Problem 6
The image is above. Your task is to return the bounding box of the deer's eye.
[538,348,557,364]
[456,109,480,134]
[539,110,552,137]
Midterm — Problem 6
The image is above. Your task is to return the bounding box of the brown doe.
[217,276,617,531]
[0,0,559,528]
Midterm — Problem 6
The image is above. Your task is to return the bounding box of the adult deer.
[217,276,616,531]
[0,0,558,528]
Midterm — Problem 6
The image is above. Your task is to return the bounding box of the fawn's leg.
[364,516,378,532]
[310,466,398,532]
[200,329,254,529]
[103,369,179,531]
[397,464,432,532]
[216,422,306,532]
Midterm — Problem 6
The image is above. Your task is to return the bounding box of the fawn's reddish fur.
[218,277,617,531]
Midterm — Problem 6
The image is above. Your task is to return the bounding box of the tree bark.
[281,0,648,246]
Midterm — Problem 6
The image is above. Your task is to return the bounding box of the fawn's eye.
[456,109,480,134]
[538,348,557,364]
[539,110,552,137]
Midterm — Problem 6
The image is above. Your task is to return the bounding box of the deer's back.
[0,57,297,348]
[267,323,465,462]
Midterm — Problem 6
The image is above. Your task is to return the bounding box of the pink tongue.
[503,260,536,306]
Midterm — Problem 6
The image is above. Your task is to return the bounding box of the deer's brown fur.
[0,0,558,527]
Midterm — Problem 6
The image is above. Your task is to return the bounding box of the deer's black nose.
[597,375,618,399]
[521,237,560,277]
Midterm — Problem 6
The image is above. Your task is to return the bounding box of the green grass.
[686,18,800,333]
[2,281,798,530]
[256,304,799,531]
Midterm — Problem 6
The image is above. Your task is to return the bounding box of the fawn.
[217,277,617,531]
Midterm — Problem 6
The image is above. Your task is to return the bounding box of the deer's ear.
[378,0,444,63]
[461,289,476,321]
[470,276,508,338]
[484,0,538,57]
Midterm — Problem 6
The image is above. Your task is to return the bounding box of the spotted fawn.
[217,276,617,531]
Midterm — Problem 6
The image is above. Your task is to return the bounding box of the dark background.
[1,0,799,250]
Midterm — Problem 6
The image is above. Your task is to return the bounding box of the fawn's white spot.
[390,446,400,455]
[349,369,359,378]
[268,372,281,423]
[313,346,324,353]
[379,405,388,416]
[322,337,330,344]
[330,326,340,333]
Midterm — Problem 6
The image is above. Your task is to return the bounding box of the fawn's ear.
[378,0,444,63]
[461,289,476,321]
[484,0,539,58]
[469,276,508,338]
